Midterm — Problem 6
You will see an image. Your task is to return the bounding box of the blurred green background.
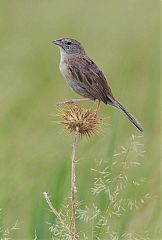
[0,0,160,239]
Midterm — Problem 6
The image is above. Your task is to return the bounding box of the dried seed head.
[57,105,102,137]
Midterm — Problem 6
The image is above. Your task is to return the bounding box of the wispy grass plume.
[0,209,19,240]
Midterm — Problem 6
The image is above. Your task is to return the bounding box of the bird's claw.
[57,100,79,106]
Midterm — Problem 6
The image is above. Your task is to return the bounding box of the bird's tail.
[108,96,143,132]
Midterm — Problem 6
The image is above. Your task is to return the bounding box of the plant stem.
[71,127,79,239]
[43,192,72,237]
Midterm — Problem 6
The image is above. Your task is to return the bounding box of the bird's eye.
[67,41,72,45]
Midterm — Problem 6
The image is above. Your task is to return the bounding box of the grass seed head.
[58,105,102,137]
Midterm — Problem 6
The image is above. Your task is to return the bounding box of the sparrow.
[53,38,143,132]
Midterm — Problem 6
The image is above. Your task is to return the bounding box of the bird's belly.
[60,63,85,96]
[59,60,93,99]
[67,79,87,96]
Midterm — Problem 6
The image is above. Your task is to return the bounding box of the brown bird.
[53,38,143,131]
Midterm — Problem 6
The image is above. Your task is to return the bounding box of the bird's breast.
[59,60,77,89]
[59,58,71,80]
[59,58,86,96]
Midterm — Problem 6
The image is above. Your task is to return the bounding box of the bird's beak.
[52,39,62,46]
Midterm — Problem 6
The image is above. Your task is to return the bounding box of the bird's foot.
[57,98,90,106]
[57,99,78,106]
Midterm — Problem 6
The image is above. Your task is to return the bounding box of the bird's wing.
[68,56,113,103]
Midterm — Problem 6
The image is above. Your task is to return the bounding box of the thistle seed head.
[57,105,102,137]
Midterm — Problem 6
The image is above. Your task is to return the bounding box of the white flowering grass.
[0,210,19,240]
[46,135,152,240]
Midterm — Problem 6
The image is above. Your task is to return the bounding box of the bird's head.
[53,38,86,55]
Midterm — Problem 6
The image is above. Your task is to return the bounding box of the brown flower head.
[57,105,102,137]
